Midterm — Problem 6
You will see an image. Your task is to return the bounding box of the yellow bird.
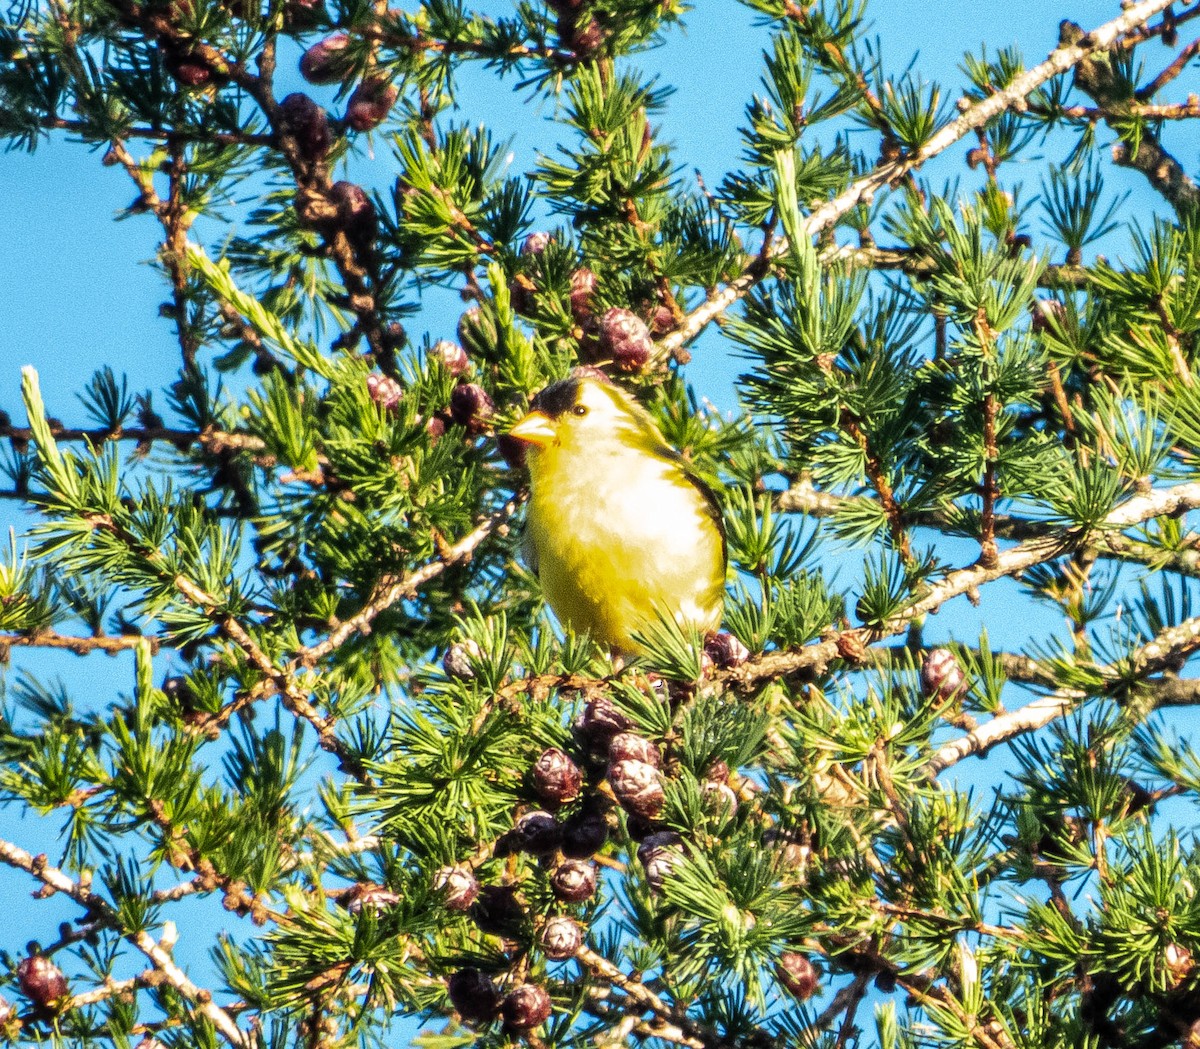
[507,371,726,658]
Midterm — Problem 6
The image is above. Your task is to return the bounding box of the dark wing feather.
[520,530,539,574]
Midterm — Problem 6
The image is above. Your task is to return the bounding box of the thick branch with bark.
[1064,19,1200,214]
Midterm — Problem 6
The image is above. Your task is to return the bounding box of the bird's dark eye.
[571,405,588,417]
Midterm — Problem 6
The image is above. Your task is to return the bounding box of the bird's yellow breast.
[524,439,725,656]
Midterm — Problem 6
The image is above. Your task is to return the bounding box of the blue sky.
[0,0,1190,1024]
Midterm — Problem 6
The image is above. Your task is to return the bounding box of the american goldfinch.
[507,371,726,657]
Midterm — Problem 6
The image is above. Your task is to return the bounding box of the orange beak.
[507,411,557,448]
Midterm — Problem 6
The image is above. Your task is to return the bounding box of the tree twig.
[726,481,1200,691]
[776,481,1200,575]
[925,612,1200,776]
[0,631,159,656]
[1066,18,1200,215]
[0,421,266,455]
[574,945,719,1048]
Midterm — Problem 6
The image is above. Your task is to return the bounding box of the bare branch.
[1150,677,1200,705]
[727,482,1200,691]
[925,691,1079,776]
[926,612,1200,776]
[582,994,705,1049]
[168,573,355,771]
[170,499,519,776]
[0,421,266,455]
[574,946,718,1048]
[1067,18,1200,214]
[1137,37,1200,99]
[0,631,159,656]
[881,483,1200,633]
[829,244,1095,286]
[131,929,249,1047]
[776,481,1200,576]
[57,974,143,1011]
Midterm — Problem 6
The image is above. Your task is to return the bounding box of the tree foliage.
[2,0,1200,1047]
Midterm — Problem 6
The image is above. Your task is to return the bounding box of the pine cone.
[164,49,221,87]
[17,955,68,1008]
[346,77,397,132]
[434,865,479,911]
[921,647,966,704]
[282,0,325,29]
[609,758,664,819]
[447,968,502,1024]
[344,883,401,915]
[704,631,750,669]
[299,34,349,84]
[702,779,738,816]
[539,916,582,960]
[431,340,470,377]
[607,732,661,768]
[457,307,498,358]
[330,181,376,239]
[511,810,563,856]
[705,759,731,782]
[637,832,681,891]
[574,696,633,744]
[550,859,597,902]
[561,810,608,858]
[470,885,525,938]
[520,231,553,256]
[531,748,583,806]
[776,952,820,1000]
[443,639,481,680]
[501,983,552,1030]
[278,93,332,163]
[1166,943,1194,989]
[598,307,652,372]
[366,373,403,412]
[569,267,597,321]
[1031,298,1067,334]
[1185,1019,1200,1049]
[449,383,495,433]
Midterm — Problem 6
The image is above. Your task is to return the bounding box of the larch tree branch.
[655,0,1179,361]
[0,838,249,1048]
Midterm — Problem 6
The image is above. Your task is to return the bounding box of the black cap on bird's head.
[507,366,671,457]
[506,368,615,449]
[529,367,613,420]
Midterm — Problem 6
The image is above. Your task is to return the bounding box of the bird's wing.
[666,450,727,569]
[605,380,728,569]
[520,529,539,574]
